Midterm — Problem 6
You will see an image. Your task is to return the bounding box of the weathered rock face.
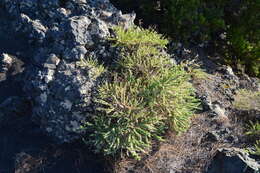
[206,148,260,173]
[170,44,259,118]
[0,53,25,80]
[0,0,135,143]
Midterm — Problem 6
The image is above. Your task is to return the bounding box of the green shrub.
[110,26,168,47]
[111,0,260,76]
[162,0,226,42]
[221,0,260,77]
[253,140,260,156]
[83,26,199,160]
[246,121,260,156]
[246,121,260,137]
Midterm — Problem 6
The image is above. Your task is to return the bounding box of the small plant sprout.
[77,57,106,79]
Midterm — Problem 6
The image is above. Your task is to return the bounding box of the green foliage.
[246,121,260,156]
[110,26,168,47]
[76,58,106,79]
[180,60,209,80]
[83,27,199,160]
[253,140,260,156]
[223,0,260,77]
[111,0,260,76]
[86,78,165,160]
[162,0,226,42]
[246,121,260,137]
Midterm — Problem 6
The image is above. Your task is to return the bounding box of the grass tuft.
[246,121,260,156]
[246,121,260,137]
[110,26,168,47]
[253,140,260,156]
[76,58,106,79]
[82,26,200,160]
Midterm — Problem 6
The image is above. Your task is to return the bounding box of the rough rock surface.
[206,148,260,173]
[0,53,25,104]
[0,0,135,143]
[0,1,259,172]
[0,102,106,173]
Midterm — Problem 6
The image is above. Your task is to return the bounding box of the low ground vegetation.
[246,121,260,156]
[234,89,260,156]
[111,0,260,77]
[81,26,200,160]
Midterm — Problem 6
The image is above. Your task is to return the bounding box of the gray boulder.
[1,0,135,143]
[0,53,13,81]
[29,60,99,142]
[206,148,260,173]
[0,53,25,81]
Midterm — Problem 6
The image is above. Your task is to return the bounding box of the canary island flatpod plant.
[81,26,200,160]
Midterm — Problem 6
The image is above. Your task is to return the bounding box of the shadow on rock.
[206,148,260,173]
[0,97,106,173]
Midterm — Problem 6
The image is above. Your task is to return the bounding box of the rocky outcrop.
[0,1,259,173]
[206,148,260,173]
[0,0,135,143]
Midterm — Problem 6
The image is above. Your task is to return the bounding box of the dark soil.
[0,115,106,173]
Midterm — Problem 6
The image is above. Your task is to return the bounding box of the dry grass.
[114,112,243,173]
[233,89,260,111]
